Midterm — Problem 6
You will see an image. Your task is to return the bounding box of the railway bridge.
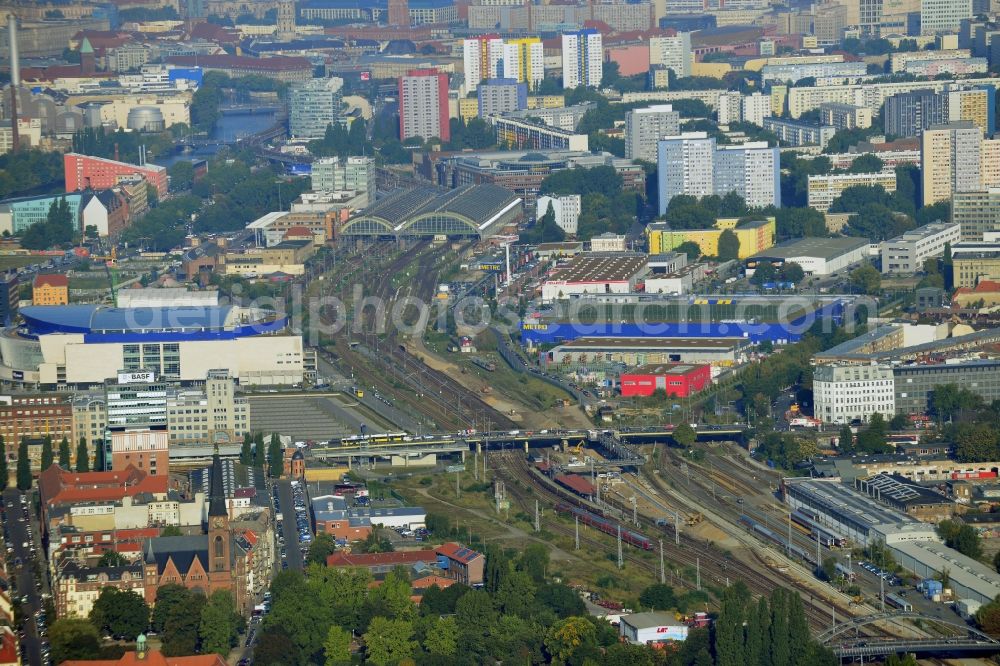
[819,612,1000,659]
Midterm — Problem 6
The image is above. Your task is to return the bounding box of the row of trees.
[20,198,75,250]
[239,432,284,478]
[0,149,64,199]
[0,435,96,493]
[51,586,242,664]
[539,165,640,241]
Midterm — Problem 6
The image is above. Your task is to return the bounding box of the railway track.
[490,451,835,629]
[319,240,514,431]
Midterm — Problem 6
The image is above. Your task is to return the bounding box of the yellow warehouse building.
[646,217,776,259]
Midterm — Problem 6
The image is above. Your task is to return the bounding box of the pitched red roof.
[33,274,69,289]
[39,464,168,507]
[435,542,483,564]
[554,473,596,496]
[0,628,18,665]
[63,651,226,666]
[974,280,1000,292]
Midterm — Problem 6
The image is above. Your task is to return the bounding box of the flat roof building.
[894,359,1000,414]
[543,337,749,369]
[541,255,647,301]
[858,473,957,523]
[880,221,962,274]
[890,540,1000,605]
[747,237,868,276]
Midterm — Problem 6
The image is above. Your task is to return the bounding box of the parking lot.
[275,480,310,571]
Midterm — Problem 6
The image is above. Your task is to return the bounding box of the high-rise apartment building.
[884,89,947,138]
[276,0,296,40]
[648,33,692,78]
[398,68,449,142]
[921,0,972,35]
[921,121,984,206]
[310,156,375,195]
[388,0,409,26]
[289,77,345,139]
[561,29,602,89]
[501,38,544,90]
[742,92,772,126]
[656,133,716,213]
[166,370,249,445]
[714,142,781,210]
[535,195,581,235]
[478,78,528,117]
[462,34,503,95]
[625,105,680,163]
[717,92,743,124]
[948,87,995,134]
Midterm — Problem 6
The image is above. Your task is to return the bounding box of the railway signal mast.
[617,525,623,569]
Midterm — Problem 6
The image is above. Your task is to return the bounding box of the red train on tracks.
[554,503,654,551]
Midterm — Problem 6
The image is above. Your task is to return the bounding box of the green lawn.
[0,255,42,270]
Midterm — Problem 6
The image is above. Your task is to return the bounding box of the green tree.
[199,590,241,656]
[97,550,129,567]
[253,432,266,467]
[717,229,741,261]
[161,590,207,656]
[58,436,71,469]
[496,569,536,618]
[889,414,909,431]
[977,595,1000,636]
[16,438,31,491]
[536,583,586,618]
[50,619,101,664]
[364,617,415,666]
[848,154,884,173]
[323,625,351,666]
[94,438,106,471]
[850,263,882,295]
[268,433,283,478]
[360,530,394,554]
[750,261,778,286]
[993,550,1000,574]
[675,240,701,260]
[545,616,596,664]
[423,616,458,657]
[638,584,677,610]
[75,437,89,472]
[151,585,193,633]
[255,627,301,666]
[240,433,253,465]
[517,543,550,583]
[672,423,697,448]
[90,588,150,639]
[40,436,53,471]
[306,532,338,566]
[938,519,982,559]
[160,525,183,536]
[769,588,790,666]
[168,160,196,192]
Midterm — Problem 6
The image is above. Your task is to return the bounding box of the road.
[4,488,42,666]
[275,481,304,571]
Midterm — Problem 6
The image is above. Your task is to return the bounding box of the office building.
[656,132,715,213]
[625,105,680,163]
[289,77,345,139]
[814,363,896,424]
[398,68,449,142]
[310,156,375,195]
[501,37,544,90]
[884,89,947,138]
[819,102,872,130]
[502,103,595,132]
[0,395,72,467]
[0,193,84,235]
[921,0,972,35]
[880,221,962,274]
[536,195,581,235]
[713,142,780,210]
[105,371,168,433]
[71,395,107,451]
[561,29,602,89]
[921,121,983,206]
[952,189,1000,240]
[648,33,692,78]
[462,34,503,94]
[807,172,897,213]
[63,153,167,198]
[0,272,17,326]
[166,370,249,445]
[895,360,1000,414]
[478,78,527,118]
[761,118,836,148]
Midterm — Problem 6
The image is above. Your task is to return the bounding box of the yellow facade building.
[646,217,776,259]
[33,274,69,305]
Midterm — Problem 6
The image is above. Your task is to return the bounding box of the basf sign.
[118,371,156,384]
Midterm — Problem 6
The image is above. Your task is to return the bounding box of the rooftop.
[860,473,953,507]
[33,273,68,289]
[560,337,747,350]
[784,477,917,530]
[626,363,706,375]
[891,540,1000,602]
[621,612,686,629]
[750,236,868,261]
[546,255,647,284]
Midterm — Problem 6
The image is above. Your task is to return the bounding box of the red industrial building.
[64,153,169,198]
[620,364,711,398]
[554,473,596,499]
